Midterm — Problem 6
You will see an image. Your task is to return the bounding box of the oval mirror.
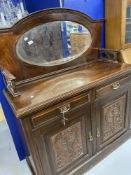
[16,21,92,66]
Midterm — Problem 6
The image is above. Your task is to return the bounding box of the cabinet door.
[33,102,92,175]
[95,89,130,151]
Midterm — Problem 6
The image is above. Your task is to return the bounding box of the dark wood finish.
[4,60,131,175]
[4,61,131,118]
[0,8,102,86]
[1,8,131,175]
[95,87,130,150]
[31,93,89,129]
[69,130,131,175]
[32,102,92,175]
[96,76,130,97]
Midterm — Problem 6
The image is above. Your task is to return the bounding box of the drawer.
[31,92,90,129]
[96,76,130,98]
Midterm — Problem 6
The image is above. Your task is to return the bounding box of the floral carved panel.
[50,121,84,171]
[102,95,126,141]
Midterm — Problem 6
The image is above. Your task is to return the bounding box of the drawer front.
[31,92,90,129]
[96,76,131,98]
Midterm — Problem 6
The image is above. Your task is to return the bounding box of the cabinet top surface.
[4,61,131,118]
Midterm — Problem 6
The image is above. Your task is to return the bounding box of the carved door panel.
[95,90,130,151]
[33,103,92,175]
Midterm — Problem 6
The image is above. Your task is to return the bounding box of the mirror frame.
[16,21,92,66]
[0,8,103,83]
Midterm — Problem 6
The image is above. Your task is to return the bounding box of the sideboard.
[1,8,131,175]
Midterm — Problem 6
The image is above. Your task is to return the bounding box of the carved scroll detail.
[99,48,119,62]
[50,122,84,171]
[102,95,126,141]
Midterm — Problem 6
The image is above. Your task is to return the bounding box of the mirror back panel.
[0,8,102,84]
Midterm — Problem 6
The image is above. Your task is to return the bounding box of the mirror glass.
[126,5,131,43]
[16,21,92,66]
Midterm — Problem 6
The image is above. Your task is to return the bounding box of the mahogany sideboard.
[1,8,131,175]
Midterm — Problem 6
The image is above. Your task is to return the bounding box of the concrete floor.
[0,121,131,175]
[0,121,31,175]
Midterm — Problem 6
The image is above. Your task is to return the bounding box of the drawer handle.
[112,82,120,90]
[59,104,71,114]
[59,104,70,126]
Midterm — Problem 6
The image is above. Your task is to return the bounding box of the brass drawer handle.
[59,104,70,126]
[112,82,120,90]
[59,104,71,114]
